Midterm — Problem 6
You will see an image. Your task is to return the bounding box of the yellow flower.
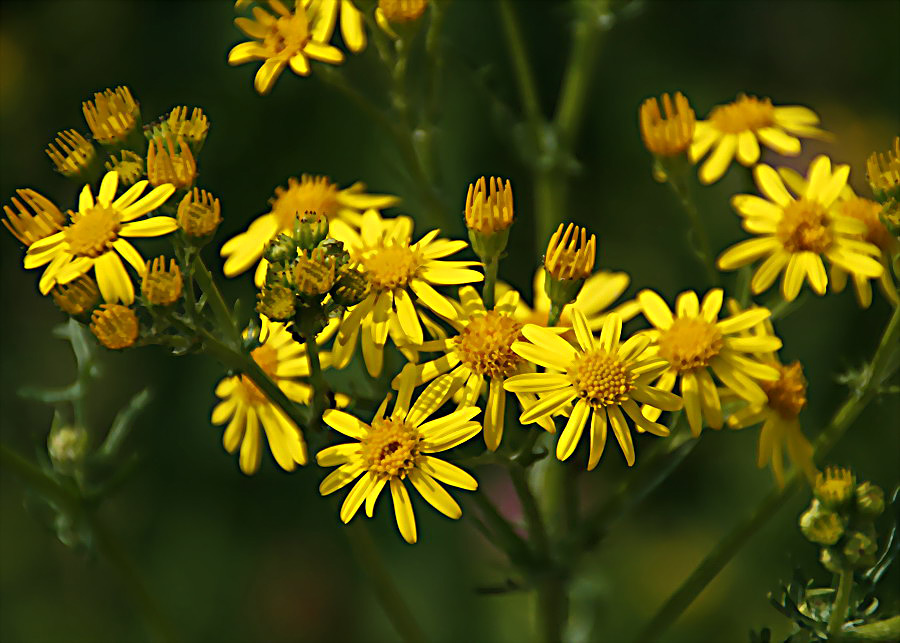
[690,94,828,184]
[545,222,596,281]
[3,189,65,246]
[465,176,514,236]
[639,92,695,157]
[777,165,898,308]
[52,275,100,317]
[399,286,553,451]
[45,130,96,178]
[511,267,641,331]
[104,151,146,187]
[317,367,481,544]
[332,211,483,376]
[211,316,338,475]
[177,188,222,238]
[376,0,428,38]
[220,174,398,286]
[637,288,782,437]
[142,256,183,306]
[866,136,900,200]
[723,302,815,487]
[82,86,141,146]
[90,303,139,350]
[716,156,884,302]
[166,106,209,149]
[23,171,177,304]
[147,135,197,190]
[228,0,345,95]
[504,311,682,469]
[308,0,366,53]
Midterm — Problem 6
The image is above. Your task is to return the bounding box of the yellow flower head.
[308,0,367,53]
[212,316,339,475]
[465,176,514,235]
[166,106,210,149]
[317,367,481,544]
[637,289,784,438]
[505,310,682,469]
[104,150,146,187]
[142,256,183,306]
[220,174,398,286]
[814,466,855,507]
[378,0,428,23]
[82,86,140,145]
[331,211,483,377]
[23,170,177,303]
[690,94,828,184]
[3,189,65,246]
[545,222,596,281]
[228,0,345,95]
[639,92,695,157]
[866,136,900,200]
[147,135,197,190]
[45,130,97,178]
[177,188,222,238]
[397,286,554,451]
[292,247,337,296]
[716,156,884,302]
[722,302,816,486]
[90,303,139,350]
[51,275,100,317]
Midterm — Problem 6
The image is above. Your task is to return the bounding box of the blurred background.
[1,1,898,641]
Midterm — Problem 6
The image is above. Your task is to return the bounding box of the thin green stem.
[497,0,542,131]
[482,257,499,310]
[344,523,427,643]
[192,255,239,342]
[299,314,329,428]
[828,566,854,639]
[536,571,568,643]
[509,464,549,557]
[468,490,533,567]
[548,302,564,327]
[666,165,719,286]
[635,303,900,643]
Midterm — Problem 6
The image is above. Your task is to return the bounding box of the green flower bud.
[292,247,336,298]
[333,266,370,307]
[295,209,329,250]
[843,531,878,568]
[814,466,855,509]
[257,282,296,321]
[855,481,885,518]
[799,500,844,546]
[48,425,88,475]
[820,547,843,574]
[264,233,297,264]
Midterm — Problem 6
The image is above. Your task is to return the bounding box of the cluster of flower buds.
[799,466,886,573]
[257,210,369,342]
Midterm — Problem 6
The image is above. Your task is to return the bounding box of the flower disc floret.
[657,317,723,372]
[761,361,806,419]
[65,206,121,257]
[360,243,423,291]
[569,349,636,408]
[361,418,421,479]
[776,199,833,253]
[454,311,524,378]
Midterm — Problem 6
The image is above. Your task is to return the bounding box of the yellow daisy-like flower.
[723,303,816,487]
[690,94,828,184]
[220,174,399,286]
[23,171,176,304]
[308,0,366,53]
[511,267,641,330]
[716,156,884,302]
[228,0,345,95]
[504,311,681,469]
[777,166,898,308]
[637,288,783,438]
[399,285,554,451]
[212,316,337,475]
[317,367,481,544]
[332,211,483,376]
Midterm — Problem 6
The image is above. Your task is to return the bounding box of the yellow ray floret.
[716,156,883,302]
[22,171,177,304]
[317,366,481,544]
[636,288,783,438]
[308,0,367,53]
[690,94,829,184]
[505,310,683,469]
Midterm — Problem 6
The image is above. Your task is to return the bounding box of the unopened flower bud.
[177,188,221,239]
[105,150,145,187]
[293,248,336,297]
[843,531,878,568]
[465,176,513,263]
[142,256,183,306]
[295,209,329,250]
[51,275,100,317]
[256,282,296,321]
[799,500,844,546]
[814,466,855,509]
[866,136,900,203]
[543,223,596,320]
[264,233,297,264]
[333,266,370,307]
[639,92,696,158]
[90,304,139,350]
[855,481,885,518]
[147,134,197,190]
[45,129,99,181]
[82,86,142,149]
[166,106,209,153]
[48,425,89,475]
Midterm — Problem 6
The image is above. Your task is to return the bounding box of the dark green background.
[1,1,898,641]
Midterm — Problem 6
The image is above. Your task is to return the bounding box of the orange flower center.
[761,361,807,419]
[360,243,421,291]
[568,349,635,408]
[360,417,420,479]
[264,13,310,59]
[709,95,775,134]
[658,317,723,371]
[777,199,833,253]
[240,344,280,404]
[455,311,524,378]
[65,206,121,258]
[271,175,340,231]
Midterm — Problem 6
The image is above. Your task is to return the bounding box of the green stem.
[536,571,568,643]
[482,257,499,310]
[666,165,719,286]
[344,523,427,643]
[635,303,900,643]
[548,303,564,327]
[299,315,329,428]
[828,566,854,639]
[509,464,549,557]
[497,0,542,131]
[192,255,239,342]
[468,491,533,567]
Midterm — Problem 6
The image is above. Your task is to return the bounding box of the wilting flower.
[716,156,883,302]
[309,0,366,53]
[637,288,782,437]
[220,174,398,285]
[228,0,345,95]
[317,368,481,544]
[332,211,483,376]
[723,302,815,487]
[211,316,337,475]
[23,171,176,303]
[505,311,681,469]
[639,92,695,158]
[690,95,828,184]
